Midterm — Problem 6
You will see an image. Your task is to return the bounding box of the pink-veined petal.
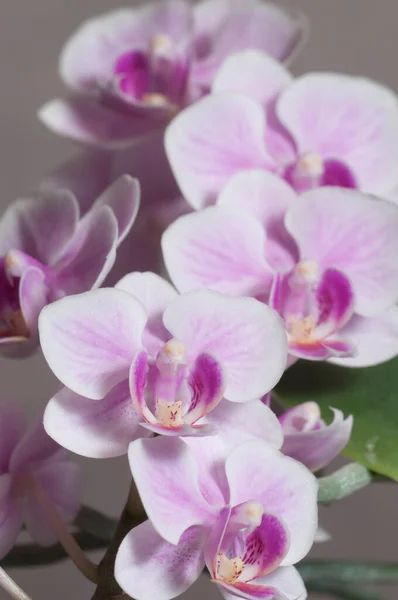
[19,267,48,338]
[55,205,118,294]
[331,307,398,367]
[0,190,79,265]
[282,408,353,472]
[162,207,271,296]
[92,175,140,244]
[165,93,274,209]
[285,188,398,316]
[225,440,318,565]
[128,436,217,545]
[163,290,288,402]
[206,400,283,450]
[183,436,229,507]
[193,2,306,90]
[39,288,147,400]
[115,520,205,600]
[116,272,177,355]
[213,50,292,107]
[38,97,163,149]
[277,73,398,194]
[185,402,284,508]
[252,566,307,600]
[219,566,307,600]
[44,382,147,459]
[184,401,284,510]
[217,170,298,271]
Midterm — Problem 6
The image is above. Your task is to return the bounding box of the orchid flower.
[280,402,353,472]
[163,174,398,365]
[166,49,398,207]
[0,175,139,357]
[40,272,288,457]
[38,1,305,148]
[0,403,81,559]
[39,129,187,278]
[115,435,317,600]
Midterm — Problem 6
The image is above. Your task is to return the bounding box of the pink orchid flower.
[39,131,186,279]
[0,175,139,357]
[166,49,398,208]
[279,402,353,472]
[163,173,398,365]
[115,435,317,600]
[40,272,287,457]
[0,403,81,559]
[38,1,305,148]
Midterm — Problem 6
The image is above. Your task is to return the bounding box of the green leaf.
[275,357,398,481]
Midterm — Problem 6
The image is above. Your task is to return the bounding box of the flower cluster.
[1,1,398,599]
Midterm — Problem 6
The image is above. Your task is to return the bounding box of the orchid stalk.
[0,567,32,600]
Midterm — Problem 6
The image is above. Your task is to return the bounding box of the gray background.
[0,1,397,599]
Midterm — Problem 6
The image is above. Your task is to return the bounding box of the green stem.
[318,463,372,503]
[306,579,385,600]
[299,560,398,584]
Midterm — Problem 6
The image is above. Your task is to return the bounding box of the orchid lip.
[155,398,184,429]
[216,553,246,585]
[132,342,224,434]
[286,314,317,344]
[212,501,288,588]
[113,31,185,109]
